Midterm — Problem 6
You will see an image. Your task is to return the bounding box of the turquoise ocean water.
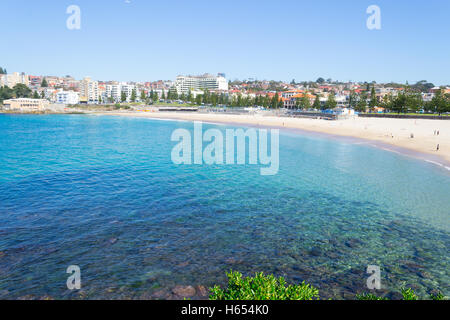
[0,114,448,299]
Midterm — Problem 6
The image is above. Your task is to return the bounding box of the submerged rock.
[109,238,118,245]
[177,261,190,268]
[195,285,209,297]
[225,257,243,265]
[172,285,196,298]
[309,247,322,257]
[151,288,170,299]
[345,238,363,248]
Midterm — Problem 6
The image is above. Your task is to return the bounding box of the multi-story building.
[56,89,80,104]
[80,77,99,104]
[2,98,50,111]
[121,84,136,102]
[62,76,80,90]
[28,75,42,89]
[105,83,122,102]
[175,73,228,95]
[0,72,29,87]
[104,83,139,102]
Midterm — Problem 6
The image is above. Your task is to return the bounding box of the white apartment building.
[106,84,122,102]
[175,73,228,95]
[56,89,80,104]
[105,83,138,102]
[80,77,99,104]
[121,84,137,102]
[0,72,29,87]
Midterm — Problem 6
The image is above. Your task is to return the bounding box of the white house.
[56,89,80,104]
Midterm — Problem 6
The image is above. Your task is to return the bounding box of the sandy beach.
[108,111,450,167]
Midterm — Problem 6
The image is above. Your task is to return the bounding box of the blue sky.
[1,0,449,84]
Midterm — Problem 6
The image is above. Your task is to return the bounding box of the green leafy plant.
[430,292,444,301]
[356,293,388,300]
[211,271,446,301]
[401,287,419,300]
[209,271,319,300]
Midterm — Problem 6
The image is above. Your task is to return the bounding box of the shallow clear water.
[0,114,448,299]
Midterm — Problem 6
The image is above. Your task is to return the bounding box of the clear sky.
[1,0,449,84]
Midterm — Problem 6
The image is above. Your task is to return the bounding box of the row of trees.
[0,67,6,74]
[188,90,285,109]
[143,88,287,109]
[0,84,34,103]
[348,87,450,115]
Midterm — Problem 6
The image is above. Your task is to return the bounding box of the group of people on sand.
[407,129,441,151]
[434,129,440,151]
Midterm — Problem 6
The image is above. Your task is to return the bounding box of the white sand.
[107,111,450,166]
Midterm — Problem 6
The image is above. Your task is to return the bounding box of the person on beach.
[437,144,440,151]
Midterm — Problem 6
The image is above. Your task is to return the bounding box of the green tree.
[349,90,357,109]
[121,91,127,103]
[392,92,408,114]
[262,95,269,108]
[32,90,40,99]
[325,92,337,110]
[0,86,14,103]
[195,94,202,105]
[187,90,192,103]
[369,86,377,111]
[380,93,393,112]
[429,90,447,115]
[0,67,6,74]
[312,95,321,110]
[131,89,137,102]
[300,93,311,110]
[41,78,48,87]
[13,83,32,98]
[270,93,280,109]
[149,90,155,103]
[356,92,368,112]
[406,93,422,113]
[140,90,146,101]
[295,97,301,109]
[211,93,218,106]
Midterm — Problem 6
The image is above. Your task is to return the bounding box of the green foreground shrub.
[209,271,319,300]
[210,271,446,301]
[355,293,389,300]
